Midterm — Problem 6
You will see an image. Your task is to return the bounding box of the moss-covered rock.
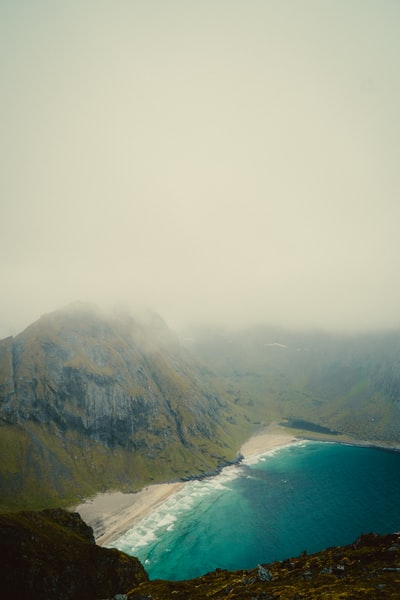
[0,508,148,599]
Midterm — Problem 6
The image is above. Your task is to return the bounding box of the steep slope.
[186,326,400,443]
[0,304,246,510]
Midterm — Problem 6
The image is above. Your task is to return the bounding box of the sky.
[1,0,400,337]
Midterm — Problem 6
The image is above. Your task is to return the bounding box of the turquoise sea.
[109,441,400,580]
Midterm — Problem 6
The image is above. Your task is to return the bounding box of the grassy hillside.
[186,326,400,443]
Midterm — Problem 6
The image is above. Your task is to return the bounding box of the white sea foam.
[108,463,242,555]
[112,446,312,554]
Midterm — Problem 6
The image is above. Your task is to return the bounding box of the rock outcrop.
[0,508,147,599]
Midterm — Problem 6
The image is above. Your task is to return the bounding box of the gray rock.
[257,564,273,581]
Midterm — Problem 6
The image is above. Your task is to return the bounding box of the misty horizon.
[3,298,400,342]
[1,1,400,338]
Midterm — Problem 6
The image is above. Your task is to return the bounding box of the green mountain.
[2,305,400,512]
[0,303,247,511]
[185,326,400,444]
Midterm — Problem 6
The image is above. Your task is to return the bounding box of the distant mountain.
[0,303,246,510]
[185,326,400,443]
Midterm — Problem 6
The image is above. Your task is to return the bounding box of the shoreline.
[75,424,298,546]
[74,424,399,547]
[239,423,298,460]
[75,482,185,546]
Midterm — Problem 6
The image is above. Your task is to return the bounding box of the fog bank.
[1,1,400,337]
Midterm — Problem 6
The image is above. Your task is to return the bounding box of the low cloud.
[1,1,400,337]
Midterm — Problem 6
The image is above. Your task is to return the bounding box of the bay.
[109,441,400,580]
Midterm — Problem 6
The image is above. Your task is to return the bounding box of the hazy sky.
[1,1,400,336]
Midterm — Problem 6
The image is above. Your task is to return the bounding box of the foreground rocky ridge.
[1,508,399,599]
[0,508,147,599]
[132,533,400,599]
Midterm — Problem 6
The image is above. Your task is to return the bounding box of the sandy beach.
[239,424,297,459]
[76,482,185,546]
[75,425,298,546]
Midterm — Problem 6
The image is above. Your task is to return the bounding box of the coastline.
[75,425,298,546]
[239,423,298,459]
[75,424,400,547]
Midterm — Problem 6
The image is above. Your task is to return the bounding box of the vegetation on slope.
[186,326,400,443]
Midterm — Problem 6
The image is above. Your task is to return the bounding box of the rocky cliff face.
[0,304,243,509]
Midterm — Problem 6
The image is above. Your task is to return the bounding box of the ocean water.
[109,442,400,580]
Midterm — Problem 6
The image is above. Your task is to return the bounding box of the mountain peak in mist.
[0,304,242,509]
